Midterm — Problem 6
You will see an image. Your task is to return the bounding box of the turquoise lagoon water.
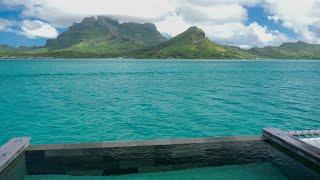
[0,59,319,144]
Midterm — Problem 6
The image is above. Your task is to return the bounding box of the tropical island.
[1,16,320,59]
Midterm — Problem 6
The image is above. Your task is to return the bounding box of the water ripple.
[0,59,319,144]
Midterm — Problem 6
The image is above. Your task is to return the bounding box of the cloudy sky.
[0,0,320,48]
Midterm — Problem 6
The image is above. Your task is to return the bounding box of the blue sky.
[0,0,319,48]
[246,6,295,38]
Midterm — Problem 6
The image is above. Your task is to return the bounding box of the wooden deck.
[288,130,320,149]
[302,138,320,149]
[263,128,320,166]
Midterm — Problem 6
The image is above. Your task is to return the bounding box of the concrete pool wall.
[0,137,29,180]
[1,132,320,179]
[26,136,267,176]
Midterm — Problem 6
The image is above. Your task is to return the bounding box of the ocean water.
[0,59,319,144]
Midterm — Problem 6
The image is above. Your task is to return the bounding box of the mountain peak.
[183,26,205,36]
[45,16,165,50]
[297,40,307,44]
[80,16,118,25]
[186,26,204,33]
[279,41,310,49]
[177,26,206,44]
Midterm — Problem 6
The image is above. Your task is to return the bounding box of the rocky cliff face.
[45,16,166,50]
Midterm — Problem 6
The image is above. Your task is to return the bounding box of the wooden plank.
[288,130,320,136]
[0,137,30,174]
[302,138,320,149]
[263,128,320,166]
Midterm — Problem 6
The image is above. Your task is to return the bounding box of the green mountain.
[0,44,16,54]
[0,19,255,59]
[43,16,166,57]
[248,41,320,59]
[1,16,320,59]
[0,45,38,56]
[131,26,256,59]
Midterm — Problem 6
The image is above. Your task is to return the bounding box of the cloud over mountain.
[21,20,59,39]
[0,0,319,47]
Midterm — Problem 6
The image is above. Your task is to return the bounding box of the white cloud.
[173,2,247,25]
[156,0,290,48]
[267,15,280,23]
[0,18,58,39]
[264,0,320,44]
[154,0,249,37]
[0,18,14,31]
[1,0,300,47]
[180,0,262,6]
[155,15,189,37]
[21,20,59,39]
[205,22,291,48]
[3,0,174,27]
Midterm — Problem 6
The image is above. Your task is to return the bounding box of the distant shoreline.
[1,58,320,61]
[1,17,320,60]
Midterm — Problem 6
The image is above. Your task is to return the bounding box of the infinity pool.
[0,136,309,179]
[25,163,287,180]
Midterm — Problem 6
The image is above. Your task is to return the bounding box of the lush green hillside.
[1,16,320,59]
[44,16,166,57]
[0,44,16,54]
[132,26,256,59]
[0,45,39,56]
[248,41,320,59]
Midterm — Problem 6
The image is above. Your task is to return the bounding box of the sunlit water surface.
[0,59,319,144]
